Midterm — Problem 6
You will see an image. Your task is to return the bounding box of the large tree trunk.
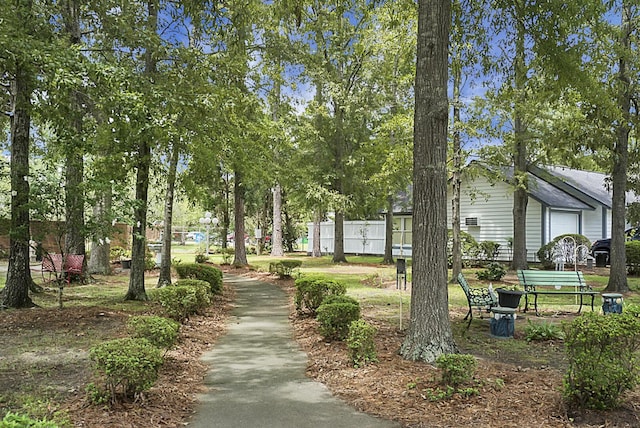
[158,141,179,287]
[382,196,395,265]
[62,0,86,282]
[271,183,284,257]
[125,0,157,301]
[400,0,456,362]
[606,1,631,293]
[3,19,35,309]
[510,5,529,271]
[451,65,463,282]
[332,211,347,263]
[232,169,248,267]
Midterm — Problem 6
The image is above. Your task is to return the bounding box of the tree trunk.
[271,183,284,257]
[400,0,456,362]
[88,187,112,274]
[606,1,631,293]
[312,210,322,257]
[62,0,87,282]
[158,141,179,287]
[233,169,248,267]
[510,4,529,271]
[332,211,347,263]
[382,196,395,265]
[2,25,35,308]
[451,64,462,282]
[125,0,157,301]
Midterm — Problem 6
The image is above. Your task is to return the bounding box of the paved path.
[189,275,399,428]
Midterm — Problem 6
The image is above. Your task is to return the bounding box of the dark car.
[591,227,640,265]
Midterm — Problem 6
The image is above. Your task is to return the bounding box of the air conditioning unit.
[465,217,480,226]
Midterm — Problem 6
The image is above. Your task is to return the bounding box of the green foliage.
[479,241,500,261]
[316,295,361,341]
[194,253,209,264]
[155,284,211,322]
[523,320,564,342]
[268,260,302,278]
[0,412,58,428]
[294,275,347,314]
[447,229,480,267]
[126,315,180,350]
[346,319,378,368]
[476,262,507,281]
[110,246,130,261]
[220,247,234,265]
[563,312,640,410]
[175,263,223,294]
[626,241,640,275]
[145,247,156,271]
[89,338,164,402]
[86,382,110,405]
[436,354,477,387]
[536,234,591,269]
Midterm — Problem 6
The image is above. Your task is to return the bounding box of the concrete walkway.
[189,275,400,428]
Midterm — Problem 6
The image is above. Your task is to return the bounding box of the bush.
[436,354,477,387]
[479,241,500,261]
[447,229,480,268]
[626,241,640,275]
[194,253,209,264]
[156,283,211,322]
[127,315,180,351]
[294,275,347,314]
[89,338,164,402]
[536,234,591,269]
[563,312,640,410]
[316,295,360,341]
[347,319,378,368]
[221,247,234,265]
[476,262,507,281]
[523,320,563,342]
[269,260,302,278]
[0,412,58,428]
[175,263,223,294]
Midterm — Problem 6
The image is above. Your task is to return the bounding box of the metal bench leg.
[577,295,583,314]
[534,294,541,316]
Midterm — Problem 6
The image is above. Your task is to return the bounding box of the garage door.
[550,211,579,240]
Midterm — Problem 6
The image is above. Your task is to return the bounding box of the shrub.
[156,283,211,322]
[523,320,563,342]
[89,338,164,402]
[316,295,360,341]
[347,319,378,368]
[436,354,477,387]
[221,247,234,265]
[0,412,58,428]
[294,275,347,314]
[175,263,223,294]
[479,241,500,261]
[269,260,302,279]
[447,230,480,268]
[127,315,180,351]
[536,234,591,269]
[476,262,507,281]
[563,312,640,410]
[194,253,209,264]
[626,241,640,275]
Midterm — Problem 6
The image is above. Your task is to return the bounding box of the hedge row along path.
[189,274,399,428]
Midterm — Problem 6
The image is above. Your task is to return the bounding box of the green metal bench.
[457,273,497,327]
[516,270,598,316]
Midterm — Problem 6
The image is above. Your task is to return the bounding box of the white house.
[450,163,631,261]
[307,164,634,261]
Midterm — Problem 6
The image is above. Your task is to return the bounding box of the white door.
[550,211,579,240]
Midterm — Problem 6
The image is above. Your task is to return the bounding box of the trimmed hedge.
[126,315,180,351]
[294,275,347,315]
[89,338,163,401]
[175,263,223,294]
[316,295,361,341]
[155,283,211,322]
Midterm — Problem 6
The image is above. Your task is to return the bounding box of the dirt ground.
[1,266,640,427]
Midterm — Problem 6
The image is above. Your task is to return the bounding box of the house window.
[393,217,413,252]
